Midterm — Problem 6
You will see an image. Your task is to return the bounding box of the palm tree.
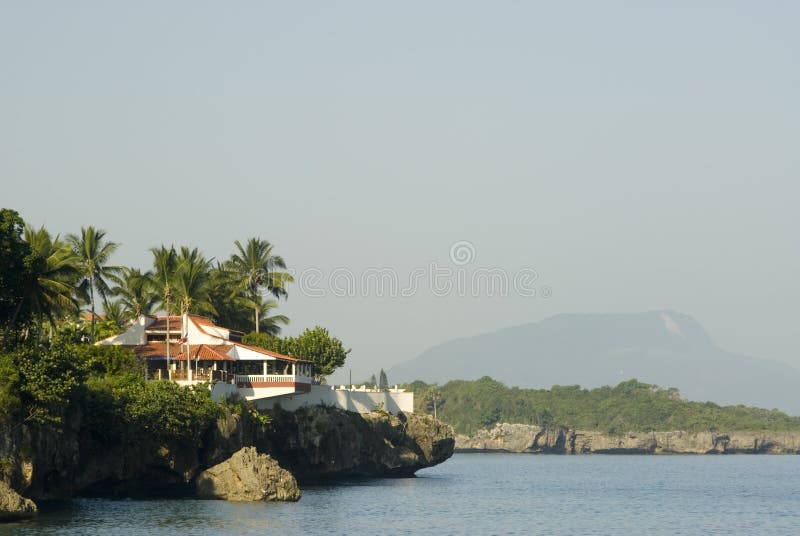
[21,226,80,343]
[101,298,127,329]
[67,226,120,343]
[109,267,157,323]
[172,246,214,316]
[227,238,293,332]
[252,299,289,335]
[151,245,178,315]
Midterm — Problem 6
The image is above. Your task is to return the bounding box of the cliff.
[456,423,800,454]
[256,407,455,483]
[0,407,454,516]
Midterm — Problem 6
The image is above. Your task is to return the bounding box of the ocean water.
[5,453,800,535]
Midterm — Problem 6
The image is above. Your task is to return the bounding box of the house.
[97,314,413,414]
[97,314,313,400]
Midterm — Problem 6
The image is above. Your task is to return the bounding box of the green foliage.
[67,226,120,343]
[81,375,222,445]
[0,352,21,423]
[0,209,30,338]
[378,369,389,390]
[243,326,350,378]
[403,377,800,436]
[222,237,292,334]
[290,326,350,378]
[74,344,143,377]
[372,401,389,417]
[242,331,292,354]
[15,342,88,426]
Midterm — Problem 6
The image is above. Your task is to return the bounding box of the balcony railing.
[234,374,300,384]
[169,369,230,382]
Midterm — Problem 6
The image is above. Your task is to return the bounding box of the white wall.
[97,316,150,345]
[253,385,414,414]
[210,381,239,401]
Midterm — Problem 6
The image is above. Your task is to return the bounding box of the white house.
[97,314,413,413]
[97,314,313,399]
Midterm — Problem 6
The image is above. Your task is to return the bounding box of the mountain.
[388,311,800,415]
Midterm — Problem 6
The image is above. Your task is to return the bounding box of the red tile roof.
[146,316,183,332]
[127,342,182,359]
[174,344,235,362]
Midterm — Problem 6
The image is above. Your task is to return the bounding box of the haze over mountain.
[389,311,800,415]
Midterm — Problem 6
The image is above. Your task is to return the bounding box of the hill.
[389,311,800,414]
[403,377,800,436]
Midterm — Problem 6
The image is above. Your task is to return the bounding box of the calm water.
[4,454,800,535]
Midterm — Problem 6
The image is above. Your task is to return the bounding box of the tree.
[0,209,31,344]
[226,238,293,333]
[172,246,214,316]
[109,267,157,323]
[253,299,289,335]
[291,326,350,380]
[207,263,289,335]
[102,298,127,329]
[378,369,389,391]
[67,227,120,343]
[425,386,442,419]
[241,331,293,355]
[242,326,350,381]
[20,226,81,343]
[151,245,178,315]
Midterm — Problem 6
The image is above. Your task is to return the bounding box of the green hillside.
[403,377,800,436]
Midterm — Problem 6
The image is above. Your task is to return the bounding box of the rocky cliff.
[256,407,455,483]
[0,406,454,517]
[456,423,800,454]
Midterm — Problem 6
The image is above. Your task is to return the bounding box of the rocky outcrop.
[0,407,454,513]
[456,423,800,454]
[195,447,300,501]
[258,407,455,482]
[0,480,37,520]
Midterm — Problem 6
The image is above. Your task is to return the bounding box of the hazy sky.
[2,1,798,383]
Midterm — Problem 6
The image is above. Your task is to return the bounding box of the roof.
[126,342,182,359]
[146,316,183,332]
[174,344,236,362]
[123,341,309,364]
[235,343,313,363]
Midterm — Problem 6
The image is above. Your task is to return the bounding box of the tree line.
[404,377,800,435]
[1,208,292,346]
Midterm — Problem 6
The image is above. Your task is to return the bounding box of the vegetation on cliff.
[0,341,226,447]
[404,377,800,436]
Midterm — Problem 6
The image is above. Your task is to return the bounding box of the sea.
[4,453,800,535]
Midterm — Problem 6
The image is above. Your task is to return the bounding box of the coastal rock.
[0,404,454,503]
[195,447,300,501]
[457,423,800,454]
[259,406,455,482]
[0,480,37,520]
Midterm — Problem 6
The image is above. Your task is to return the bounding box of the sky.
[1,1,798,383]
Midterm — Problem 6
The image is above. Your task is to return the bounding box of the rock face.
[259,407,455,482]
[0,480,37,520]
[195,447,300,501]
[0,406,454,509]
[456,423,800,454]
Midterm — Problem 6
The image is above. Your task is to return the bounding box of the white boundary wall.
[253,385,414,414]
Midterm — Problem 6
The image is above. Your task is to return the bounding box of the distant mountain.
[388,311,800,415]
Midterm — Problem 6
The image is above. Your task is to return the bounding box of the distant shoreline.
[455,423,800,455]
